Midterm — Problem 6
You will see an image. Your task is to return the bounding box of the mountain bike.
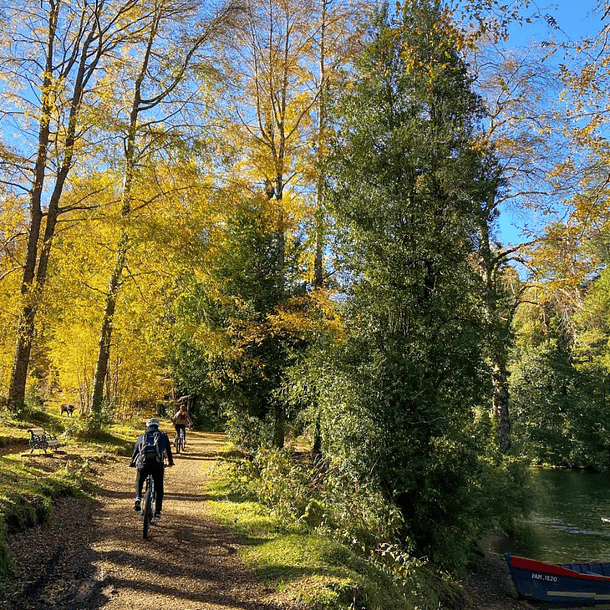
[174,427,185,454]
[141,473,155,539]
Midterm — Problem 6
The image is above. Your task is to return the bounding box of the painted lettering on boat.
[531,573,558,583]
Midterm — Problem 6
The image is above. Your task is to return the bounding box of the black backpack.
[141,430,162,463]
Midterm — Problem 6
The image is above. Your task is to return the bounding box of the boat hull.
[506,554,610,604]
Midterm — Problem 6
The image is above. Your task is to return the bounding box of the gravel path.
[1,430,300,610]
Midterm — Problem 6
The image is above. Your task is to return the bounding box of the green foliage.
[227,447,311,522]
[4,382,46,419]
[508,244,610,470]
[510,338,610,470]
[165,337,226,430]
[316,459,404,549]
[510,340,577,464]
[226,437,531,577]
[226,446,404,549]
[248,534,444,610]
[170,193,311,448]
[311,329,500,568]
[223,409,276,452]
[208,463,451,610]
[63,408,111,441]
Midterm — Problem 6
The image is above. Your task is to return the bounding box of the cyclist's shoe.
[152,512,161,522]
[133,498,141,512]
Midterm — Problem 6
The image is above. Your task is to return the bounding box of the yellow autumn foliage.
[267,289,345,341]
[30,156,216,412]
[0,196,26,391]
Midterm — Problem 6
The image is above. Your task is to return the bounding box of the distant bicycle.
[141,473,155,539]
[174,428,185,454]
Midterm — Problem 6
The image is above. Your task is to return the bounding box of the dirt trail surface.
[1,430,300,610]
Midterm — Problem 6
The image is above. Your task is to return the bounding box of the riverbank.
[462,551,526,609]
[463,549,610,610]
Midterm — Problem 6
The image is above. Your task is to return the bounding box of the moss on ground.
[0,454,90,584]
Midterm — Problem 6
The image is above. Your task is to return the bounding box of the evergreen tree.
[319,0,510,566]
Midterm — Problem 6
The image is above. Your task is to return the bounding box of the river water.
[489,468,610,564]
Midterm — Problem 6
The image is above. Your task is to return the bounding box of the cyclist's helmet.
[146,418,160,428]
[177,395,189,405]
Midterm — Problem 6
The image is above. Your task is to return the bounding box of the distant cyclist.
[129,418,173,521]
[171,396,193,446]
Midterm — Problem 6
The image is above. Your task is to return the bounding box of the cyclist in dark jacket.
[130,418,174,521]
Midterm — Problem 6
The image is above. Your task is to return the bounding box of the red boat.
[506,553,610,604]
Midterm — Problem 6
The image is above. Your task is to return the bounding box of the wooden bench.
[26,428,60,453]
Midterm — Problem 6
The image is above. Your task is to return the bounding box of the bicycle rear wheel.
[142,478,153,539]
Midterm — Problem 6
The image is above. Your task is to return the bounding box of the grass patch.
[0,412,52,450]
[206,461,449,610]
[0,406,137,457]
[73,425,136,457]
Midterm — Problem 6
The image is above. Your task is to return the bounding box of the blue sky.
[497,0,602,245]
[512,1,600,44]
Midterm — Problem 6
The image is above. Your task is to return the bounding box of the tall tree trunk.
[311,0,329,452]
[7,0,104,407]
[9,306,36,408]
[313,0,329,291]
[274,180,287,448]
[9,205,43,407]
[88,0,224,417]
[477,202,520,455]
[90,115,136,416]
[7,3,59,408]
[91,233,129,416]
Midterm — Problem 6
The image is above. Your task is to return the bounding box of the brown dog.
[60,404,75,416]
